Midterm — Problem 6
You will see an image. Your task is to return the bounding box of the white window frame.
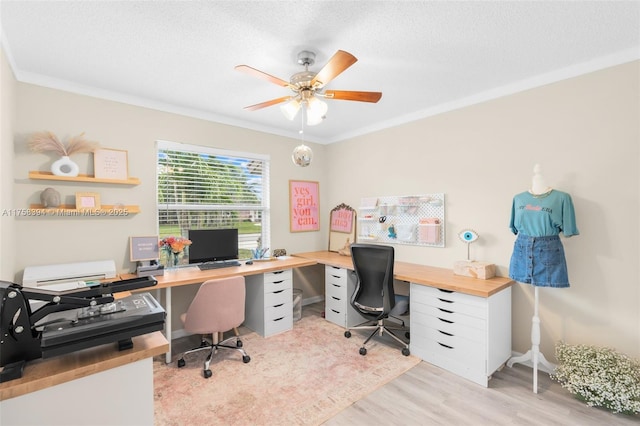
[156,140,270,260]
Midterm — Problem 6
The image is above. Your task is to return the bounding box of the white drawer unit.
[244,269,293,337]
[324,265,363,328]
[410,283,511,387]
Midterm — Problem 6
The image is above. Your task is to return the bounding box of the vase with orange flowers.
[159,236,192,268]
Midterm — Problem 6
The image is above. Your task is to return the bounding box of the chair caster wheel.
[177,358,186,368]
[243,355,251,363]
[359,347,367,356]
[344,331,351,338]
[204,369,212,378]
[236,340,243,348]
[402,347,410,356]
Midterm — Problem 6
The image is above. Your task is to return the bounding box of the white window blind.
[156,140,270,259]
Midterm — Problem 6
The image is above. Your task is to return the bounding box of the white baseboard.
[302,295,324,306]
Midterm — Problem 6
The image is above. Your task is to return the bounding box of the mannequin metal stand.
[506,286,555,393]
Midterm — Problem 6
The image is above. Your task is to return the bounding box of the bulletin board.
[357,194,445,247]
[289,180,320,232]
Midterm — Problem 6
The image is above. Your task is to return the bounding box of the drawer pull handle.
[438,298,453,304]
[332,296,341,301]
[438,308,453,314]
[273,317,285,322]
[330,266,339,270]
[438,317,453,324]
[438,342,454,349]
[331,275,340,279]
[273,271,284,275]
[438,330,453,336]
[272,280,284,284]
[273,290,284,294]
[438,289,454,294]
[331,309,339,314]
[273,303,284,308]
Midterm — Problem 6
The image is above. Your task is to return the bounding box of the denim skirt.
[509,234,570,288]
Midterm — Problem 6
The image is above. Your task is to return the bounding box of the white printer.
[23,260,117,291]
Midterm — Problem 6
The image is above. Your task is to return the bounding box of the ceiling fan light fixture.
[280,98,301,120]
[305,97,327,126]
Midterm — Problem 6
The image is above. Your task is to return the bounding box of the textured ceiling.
[1,1,639,143]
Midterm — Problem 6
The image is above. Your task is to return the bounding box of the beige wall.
[326,61,640,360]
[2,44,638,360]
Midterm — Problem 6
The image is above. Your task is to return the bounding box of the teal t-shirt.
[510,189,579,237]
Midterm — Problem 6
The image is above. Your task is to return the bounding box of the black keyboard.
[197,261,241,271]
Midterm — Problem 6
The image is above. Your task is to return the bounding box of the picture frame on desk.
[329,203,356,253]
[130,236,160,262]
[289,180,320,232]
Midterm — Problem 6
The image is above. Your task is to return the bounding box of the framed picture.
[94,148,129,180]
[329,203,356,253]
[330,203,354,233]
[289,180,319,232]
[75,192,101,210]
[130,236,160,262]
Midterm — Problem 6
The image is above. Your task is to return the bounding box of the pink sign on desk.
[289,180,320,232]
[330,206,354,233]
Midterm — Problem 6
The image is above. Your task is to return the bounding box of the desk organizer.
[357,193,445,247]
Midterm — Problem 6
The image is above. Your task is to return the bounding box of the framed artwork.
[289,180,319,232]
[329,203,356,253]
[75,192,101,210]
[94,148,129,180]
[130,236,160,262]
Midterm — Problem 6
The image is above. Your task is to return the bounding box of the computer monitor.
[188,228,239,264]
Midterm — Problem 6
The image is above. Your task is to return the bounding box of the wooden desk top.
[124,256,317,289]
[293,251,514,298]
[0,331,169,401]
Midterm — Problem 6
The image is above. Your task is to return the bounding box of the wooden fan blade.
[235,65,293,88]
[310,50,357,88]
[324,90,382,103]
[243,96,293,111]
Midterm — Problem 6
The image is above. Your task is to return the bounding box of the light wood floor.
[301,302,638,425]
[172,302,639,425]
[323,361,640,425]
[323,340,638,424]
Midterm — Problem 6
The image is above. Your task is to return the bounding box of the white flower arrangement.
[551,341,640,415]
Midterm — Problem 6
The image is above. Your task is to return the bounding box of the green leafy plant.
[551,341,640,415]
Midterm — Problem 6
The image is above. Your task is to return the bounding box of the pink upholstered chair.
[176,276,251,378]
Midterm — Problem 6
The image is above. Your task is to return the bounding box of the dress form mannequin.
[507,163,555,393]
[529,163,552,195]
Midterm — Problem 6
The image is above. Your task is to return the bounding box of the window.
[156,140,270,261]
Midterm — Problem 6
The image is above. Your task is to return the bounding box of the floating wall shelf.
[29,171,140,185]
[28,204,140,215]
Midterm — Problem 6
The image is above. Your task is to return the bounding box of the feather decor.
[28,131,98,156]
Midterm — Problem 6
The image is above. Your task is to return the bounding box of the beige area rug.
[153,315,420,425]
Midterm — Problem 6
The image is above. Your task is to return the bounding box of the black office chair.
[344,243,410,356]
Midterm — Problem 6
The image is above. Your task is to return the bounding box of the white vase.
[51,156,79,177]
